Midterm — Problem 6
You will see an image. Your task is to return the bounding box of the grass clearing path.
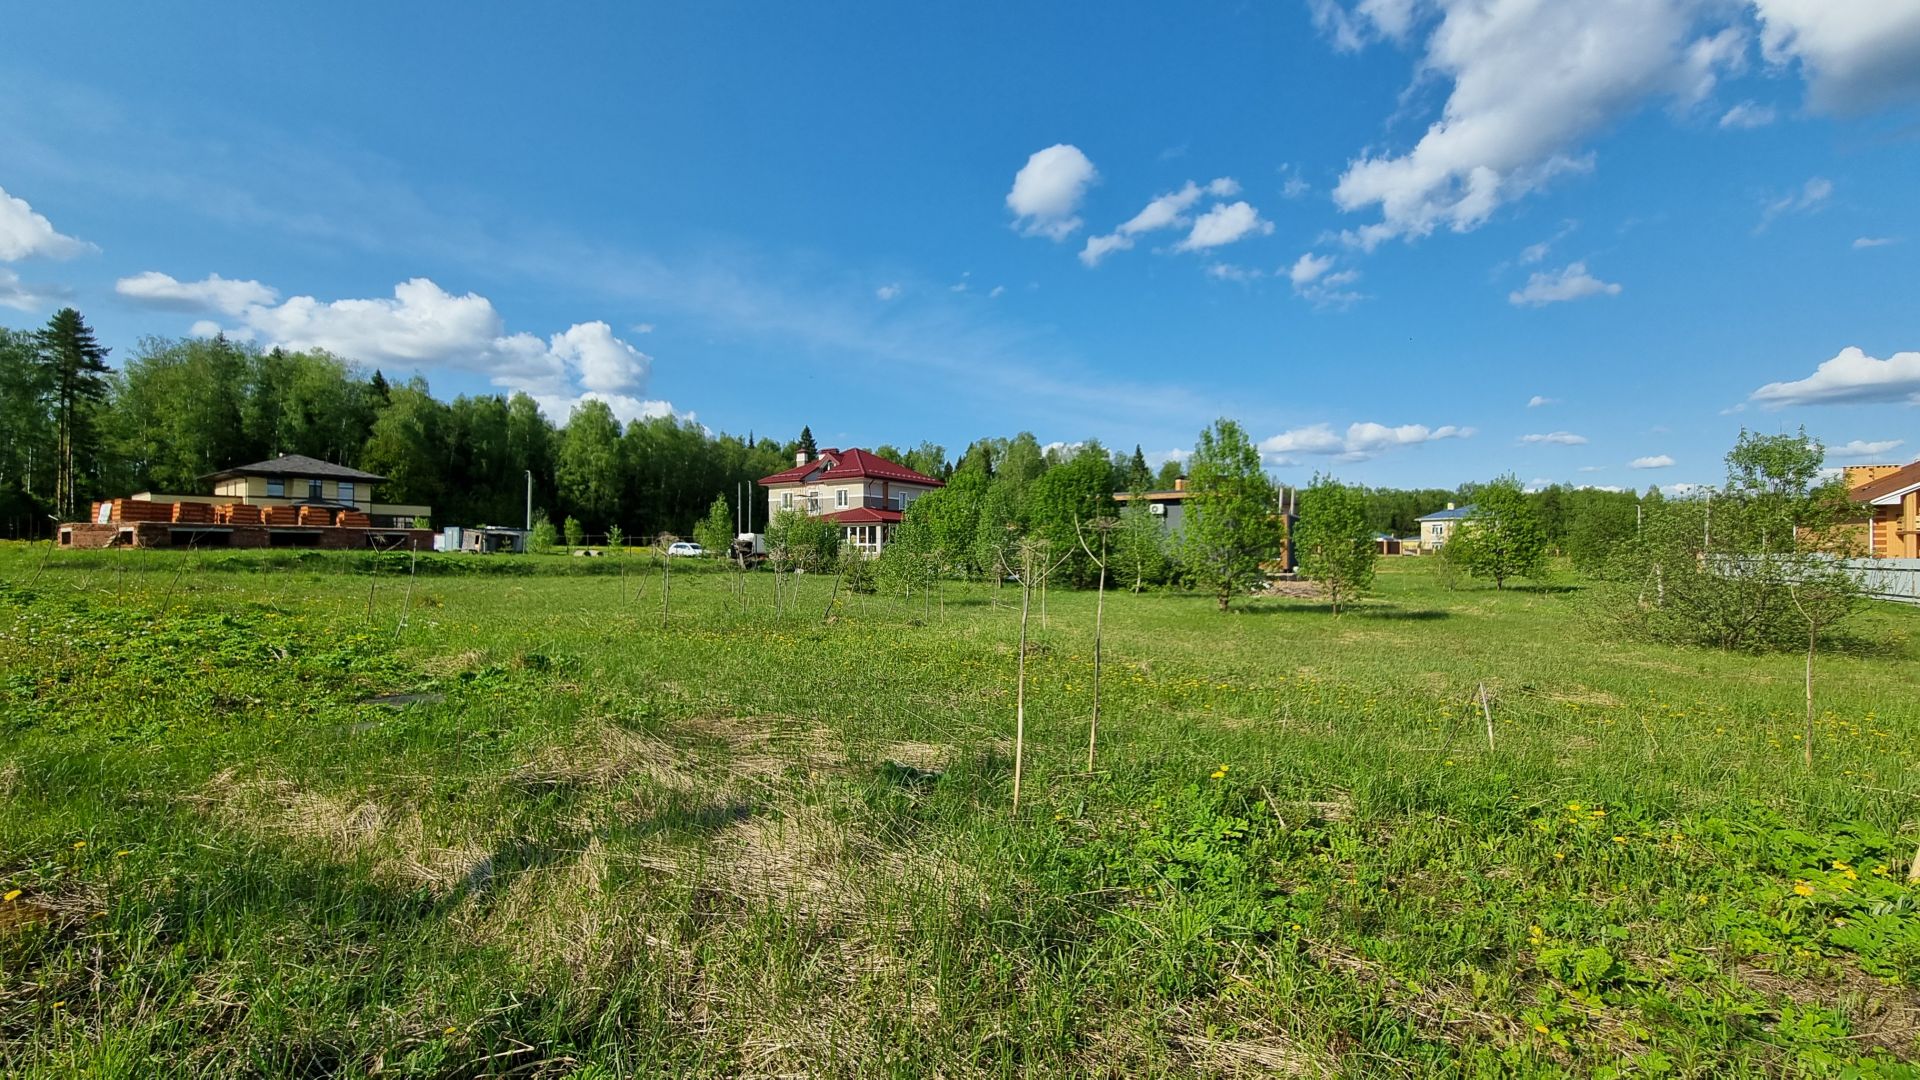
[3,547,1918,1075]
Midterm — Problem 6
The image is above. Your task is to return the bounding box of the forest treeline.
[2,309,1647,550]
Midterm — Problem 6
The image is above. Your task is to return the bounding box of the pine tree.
[1127,445,1152,490]
[798,425,817,457]
[34,308,112,519]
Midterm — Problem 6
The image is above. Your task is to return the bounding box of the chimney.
[1446,502,1455,511]
[795,450,810,467]
[1173,475,1187,492]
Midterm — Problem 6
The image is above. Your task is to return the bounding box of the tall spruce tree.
[35,308,112,518]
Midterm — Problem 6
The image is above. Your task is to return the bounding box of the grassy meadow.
[3,544,1919,1077]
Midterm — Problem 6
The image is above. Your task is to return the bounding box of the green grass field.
[4,545,1919,1077]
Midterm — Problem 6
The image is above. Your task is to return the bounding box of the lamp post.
[524,470,532,532]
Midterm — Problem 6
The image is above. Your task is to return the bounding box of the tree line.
[5,308,1646,558]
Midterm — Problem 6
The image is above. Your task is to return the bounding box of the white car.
[666,541,704,557]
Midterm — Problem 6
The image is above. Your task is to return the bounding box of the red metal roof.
[818,507,902,525]
[759,448,945,488]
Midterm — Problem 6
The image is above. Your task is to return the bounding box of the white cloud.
[1329,0,1737,243]
[1853,236,1896,249]
[1757,175,1832,230]
[1718,100,1778,128]
[1262,420,1472,463]
[1079,233,1133,267]
[1205,263,1265,282]
[0,267,62,312]
[1148,447,1192,469]
[1289,252,1334,286]
[988,285,1006,298]
[1829,438,1904,459]
[1508,262,1622,306]
[875,283,901,301]
[115,271,278,316]
[1281,174,1311,200]
[631,322,655,334]
[1007,144,1098,241]
[1751,0,1920,113]
[1290,262,1365,308]
[1630,454,1675,469]
[1520,431,1588,445]
[0,185,94,261]
[1749,346,1920,407]
[1527,395,1558,407]
[1081,177,1240,266]
[217,276,671,423]
[1176,201,1274,251]
[189,319,223,337]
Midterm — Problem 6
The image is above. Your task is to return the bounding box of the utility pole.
[524,469,532,531]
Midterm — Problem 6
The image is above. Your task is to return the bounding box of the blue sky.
[1,1,1917,491]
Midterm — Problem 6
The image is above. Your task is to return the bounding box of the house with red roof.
[759,447,944,555]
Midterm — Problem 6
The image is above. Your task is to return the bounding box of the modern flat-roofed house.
[759,447,944,555]
[1848,461,1920,558]
[1416,503,1474,549]
[1114,477,1192,533]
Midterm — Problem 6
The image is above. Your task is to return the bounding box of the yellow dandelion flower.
[1792,881,1814,897]
[1553,852,1565,861]
[52,1001,66,1009]
[1590,810,1607,818]
[1612,836,1627,844]
[1533,1023,1550,1034]
[71,841,86,850]
[1567,802,1583,812]
[1209,770,1226,780]
[2,889,19,902]
[1832,860,1851,871]
[1872,865,1890,877]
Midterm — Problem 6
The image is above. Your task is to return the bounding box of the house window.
[890,492,903,510]
[337,482,356,504]
[1431,524,1443,538]
[308,479,324,501]
[836,489,848,508]
[266,477,285,497]
[782,492,793,510]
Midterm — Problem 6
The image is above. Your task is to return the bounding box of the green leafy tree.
[1295,474,1377,613]
[693,495,733,554]
[1114,496,1169,590]
[1457,477,1548,589]
[1154,458,1184,490]
[1180,419,1277,611]
[556,399,624,531]
[563,515,585,548]
[0,328,52,531]
[1593,431,1862,652]
[360,379,449,510]
[766,508,840,573]
[907,468,986,576]
[528,513,558,552]
[1025,443,1117,585]
[35,308,113,518]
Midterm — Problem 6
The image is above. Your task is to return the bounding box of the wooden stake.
[1479,682,1494,752]
[1013,557,1032,816]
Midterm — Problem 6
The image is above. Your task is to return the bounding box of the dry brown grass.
[510,719,698,794]
[193,768,490,897]
[1738,963,1920,1058]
